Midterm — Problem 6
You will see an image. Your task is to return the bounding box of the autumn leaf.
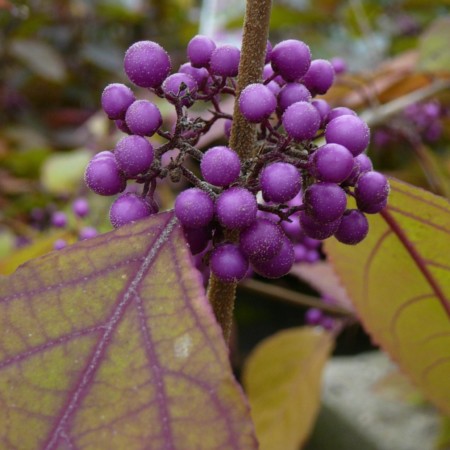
[0,211,257,449]
[324,178,450,415]
[243,327,334,450]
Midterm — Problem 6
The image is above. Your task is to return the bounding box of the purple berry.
[277,83,312,113]
[310,143,354,183]
[311,99,331,125]
[79,226,98,240]
[260,162,301,203]
[355,171,390,212]
[53,239,67,250]
[72,198,89,218]
[239,218,284,261]
[302,59,335,96]
[224,119,232,139]
[334,209,369,245]
[325,115,370,156]
[305,308,323,325]
[115,119,132,134]
[114,135,154,177]
[299,211,341,240]
[239,83,277,123]
[344,153,373,185]
[271,39,311,82]
[252,236,295,279]
[183,226,212,255]
[187,35,216,68]
[101,83,135,120]
[216,187,257,230]
[266,80,281,95]
[282,101,321,141]
[109,193,154,228]
[162,73,198,107]
[210,243,249,283]
[265,40,272,63]
[304,182,347,223]
[200,146,241,187]
[125,100,162,136]
[330,57,347,74]
[294,244,307,262]
[326,107,357,123]
[175,188,214,228]
[124,41,171,88]
[85,152,126,196]
[209,45,240,77]
[51,211,67,228]
[179,63,209,90]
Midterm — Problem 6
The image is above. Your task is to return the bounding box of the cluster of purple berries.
[85,36,390,283]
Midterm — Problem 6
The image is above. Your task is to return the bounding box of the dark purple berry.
[282,101,321,141]
[310,143,354,183]
[355,171,390,212]
[162,73,198,107]
[210,243,249,283]
[114,135,154,177]
[239,83,277,123]
[187,35,216,68]
[216,187,257,230]
[101,83,135,120]
[271,39,311,82]
[85,152,126,196]
[209,45,240,77]
[325,115,370,156]
[344,153,373,185]
[299,211,341,240]
[109,193,154,228]
[125,100,162,136]
[304,182,347,223]
[124,41,171,88]
[200,146,241,187]
[260,162,301,203]
[183,226,212,255]
[302,59,335,96]
[175,188,214,228]
[334,209,369,245]
[239,218,284,261]
[251,236,295,279]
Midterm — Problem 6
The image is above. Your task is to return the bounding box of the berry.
[183,226,212,255]
[224,119,232,139]
[216,187,257,230]
[265,40,272,63]
[260,162,301,203]
[109,193,154,228]
[239,218,284,261]
[252,236,295,279]
[239,83,277,123]
[310,143,354,183]
[115,119,132,134]
[125,100,162,136]
[72,198,89,218]
[114,135,154,177]
[271,39,311,81]
[175,188,214,228]
[334,209,369,245]
[304,182,347,223]
[51,211,67,228]
[101,83,135,120]
[344,153,373,186]
[85,152,126,196]
[326,107,357,123]
[325,115,370,156]
[305,308,323,325]
[54,239,67,250]
[162,73,198,107]
[282,101,321,141]
[299,211,341,240]
[79,226,98,240]
[124,41,171,88]
[200,146,241,187]
[355,171,390,212]
[311,99,331,125]
[179,63,209,90]
[187,35,216,68]
[302,59,335,96]
[330,57,347,74]
[210,243,249,283]
[277,83,312,113]
[209,45,240,77]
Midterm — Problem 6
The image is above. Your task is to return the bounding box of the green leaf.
[0,212,257,449]
[41,149,91,195]
[324,178,450,415]
[418,17,450,73]
[9,39,67,82]
[437,415,450,450]
[243,327,334,450]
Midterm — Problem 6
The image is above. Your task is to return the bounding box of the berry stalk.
[207,0,272,342]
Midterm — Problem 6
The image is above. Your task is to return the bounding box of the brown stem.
[207,0,272,343]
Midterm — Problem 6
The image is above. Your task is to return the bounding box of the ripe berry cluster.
[85,36,390,283]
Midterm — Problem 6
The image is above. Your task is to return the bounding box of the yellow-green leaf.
[418,17,450,73]
[243,327,334,450]
[324,178,450,415]
[0,212,257,449]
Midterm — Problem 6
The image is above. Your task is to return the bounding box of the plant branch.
[207,0,272,343]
